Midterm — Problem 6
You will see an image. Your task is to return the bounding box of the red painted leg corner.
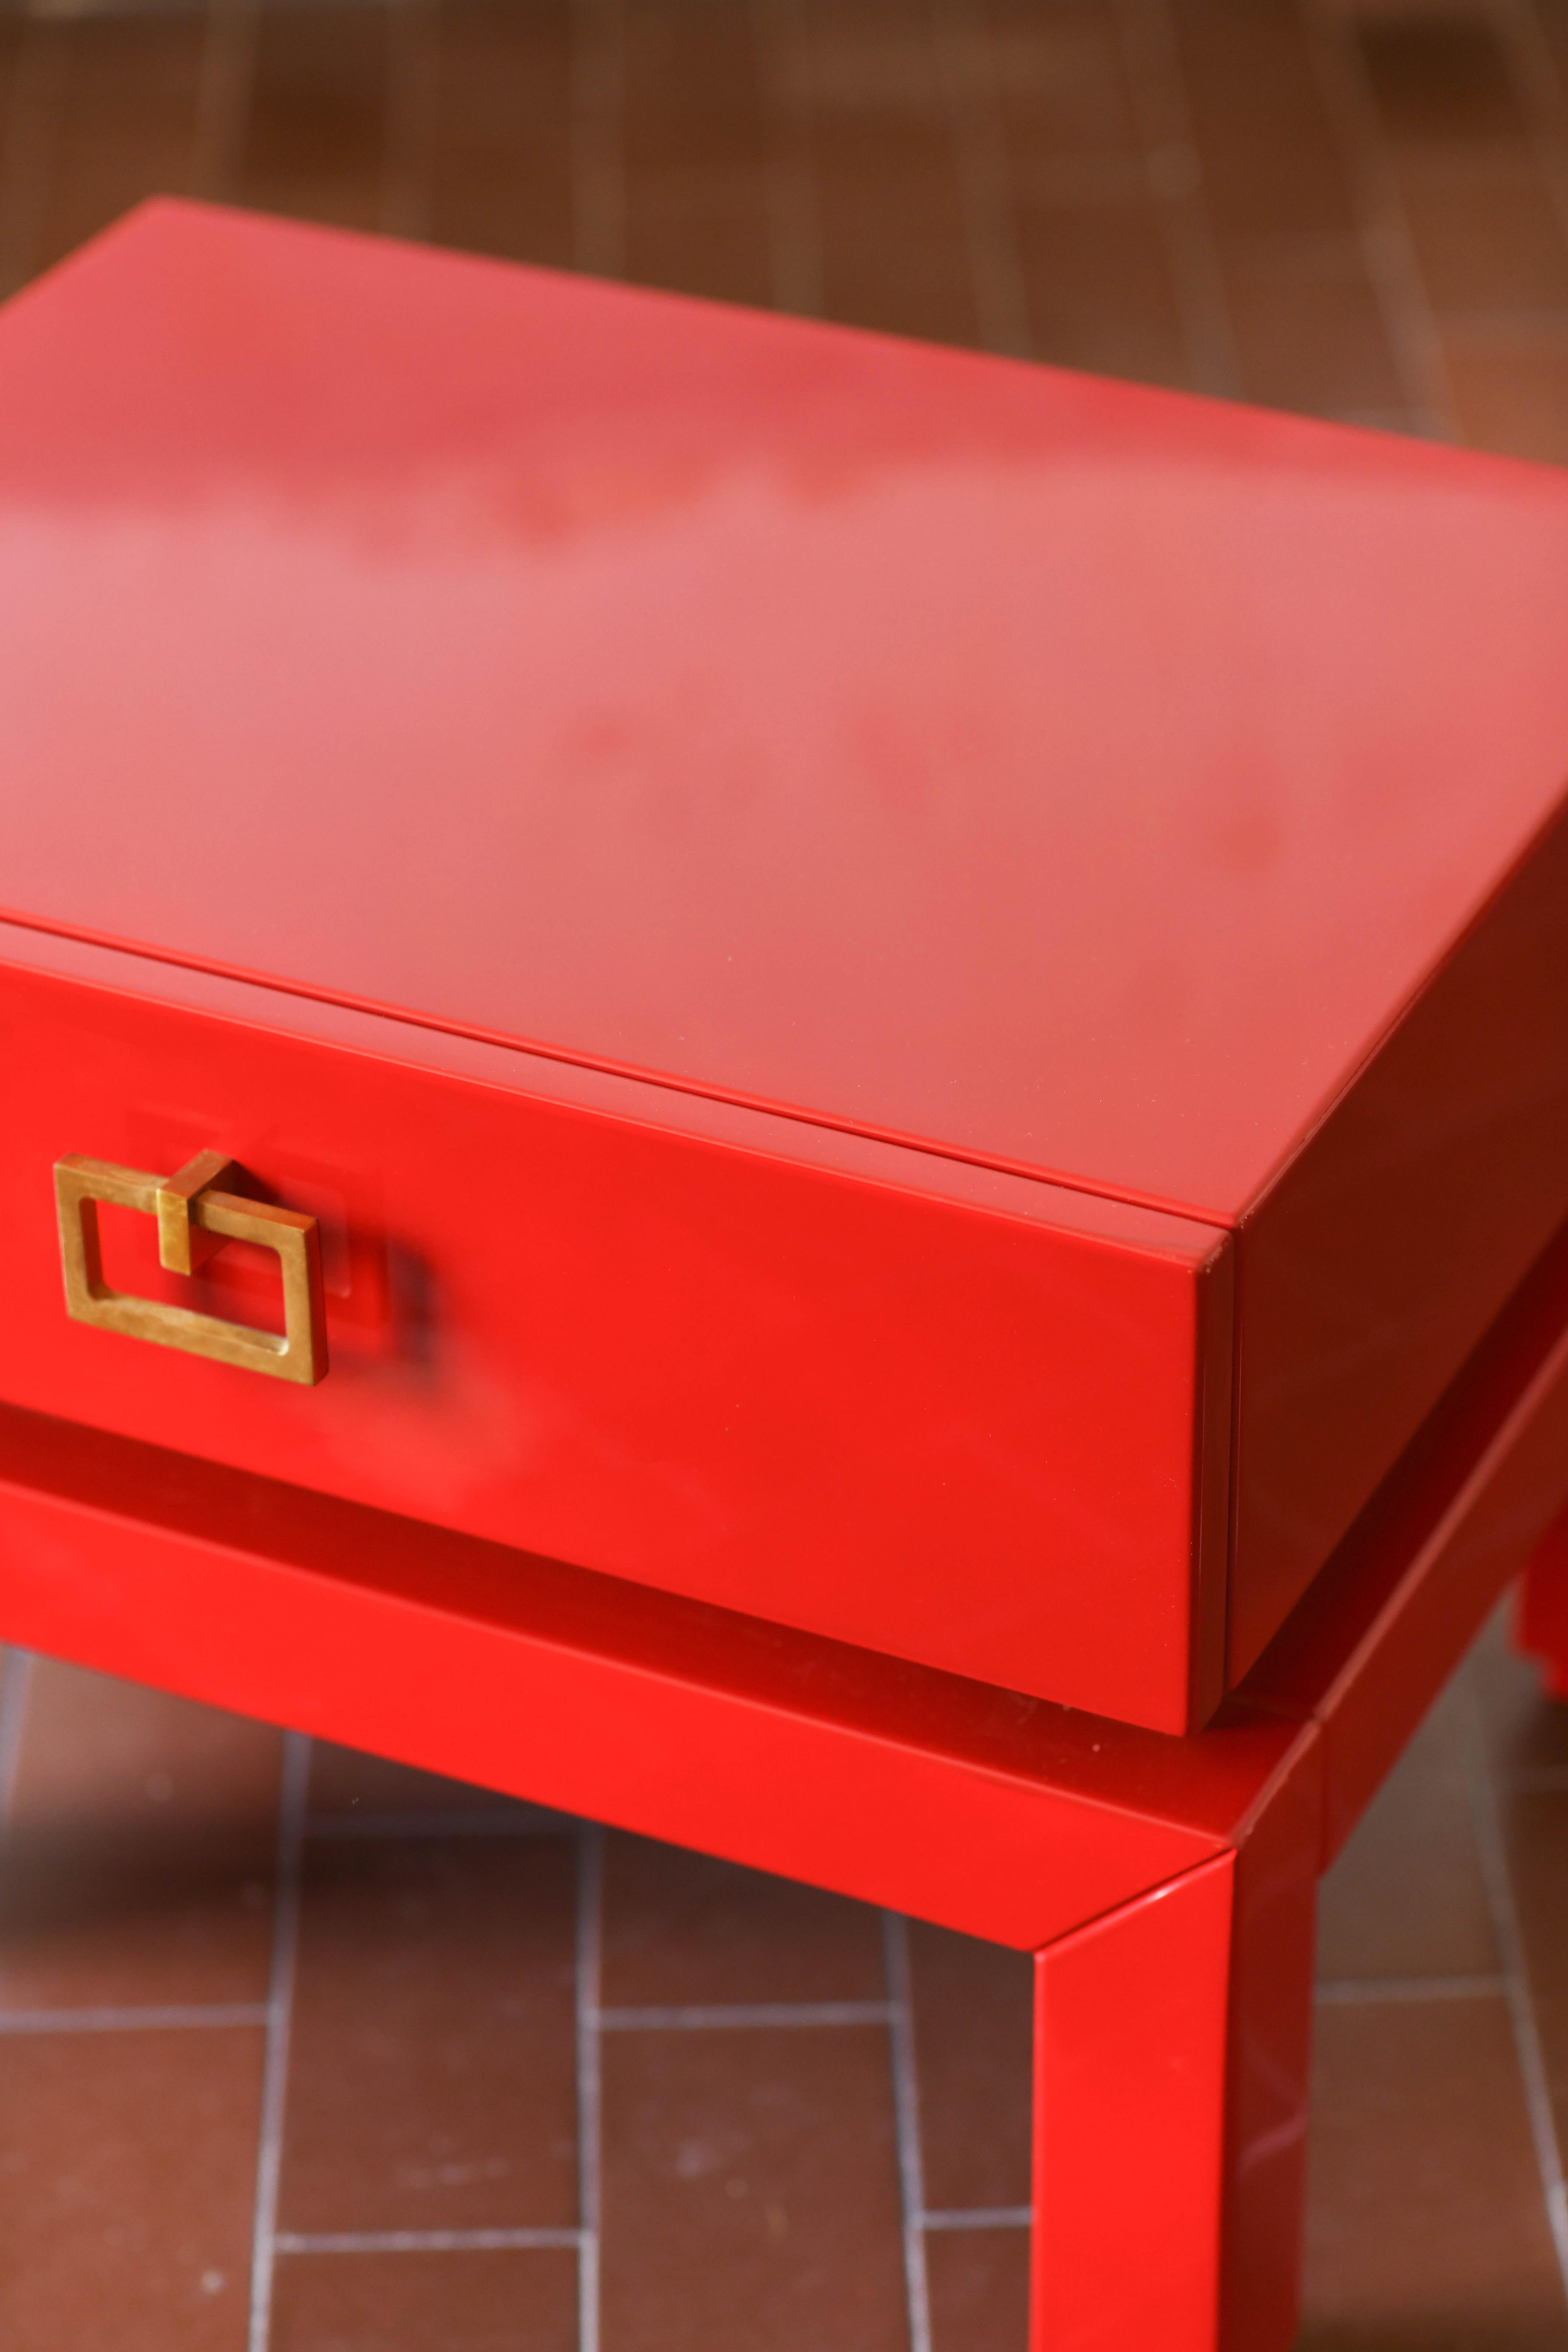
[1029,1763,1319,2352]
[1517,1505,1568,1700]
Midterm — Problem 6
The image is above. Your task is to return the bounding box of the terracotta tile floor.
[4,0,1568,2342]
[2,1617,1568,2349]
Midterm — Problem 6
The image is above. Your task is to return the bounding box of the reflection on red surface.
[2,200,1567,1717]
[3,200,1568,1217]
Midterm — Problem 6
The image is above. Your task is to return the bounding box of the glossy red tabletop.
[3,198,1568,1227]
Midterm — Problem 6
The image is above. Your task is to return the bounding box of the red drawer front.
[0,947,1232,1734]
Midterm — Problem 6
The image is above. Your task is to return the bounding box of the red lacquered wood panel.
[1241,1207,1568,1861]
[1518,1510,1568,1699]
[0,1115,1562,1949]
[6,202,1568,1231]
[1230,804,1568,1677]
[6,1121,1568,2343]
[1028,1751,1319,2352]
[1031,1858,1236,2349]
[1218,1742,1321,2352]
[0,1403,1278,1951]
[0,948,1231,1730]
[5,201,1568,1720]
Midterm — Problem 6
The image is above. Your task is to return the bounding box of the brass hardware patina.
[54,1151,327,1385]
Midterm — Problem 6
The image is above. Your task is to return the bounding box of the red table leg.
[1030,1760,1319,2352]
[1518,1504,1568,1699]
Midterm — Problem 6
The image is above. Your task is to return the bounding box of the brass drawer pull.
[54,1152,327,1386]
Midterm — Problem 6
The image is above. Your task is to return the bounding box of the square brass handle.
[54,1151,327,1385]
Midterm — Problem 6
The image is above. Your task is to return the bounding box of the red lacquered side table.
[2,198,1568,2350]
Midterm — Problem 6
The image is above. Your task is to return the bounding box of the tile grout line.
[0,2002,271,2033]
[191,0,258,205]
[920,2204,1032,2231]
[0,1648,33,1837]
[1423,307,1568,343]
[882,1912,934,2352]
[575,1823,605,2352]
[571,0,625,281]
[247,1730,311,2352]
[0,1649,33,2013]
[1111,0,1242,400]
[595,1999,896,2030]
[382,0,436,243]
[1459,1679,1568,2301]
[1314,1973,1510,2005]
[0,15,60,301]
[752,0,824,319]
[929,0,1034,359]
[276,2227,585,2255]
[306,1806,578,1842]
[1296,0,1456,439]
[1495,0,1568,261]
